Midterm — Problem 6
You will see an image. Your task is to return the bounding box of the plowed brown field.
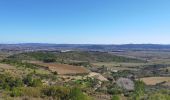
[31,61,89,75]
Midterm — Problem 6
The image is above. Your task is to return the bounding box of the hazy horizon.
[0,0,170,44]
[1,43,170,45]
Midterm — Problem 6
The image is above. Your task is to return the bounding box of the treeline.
[8,51,146,63]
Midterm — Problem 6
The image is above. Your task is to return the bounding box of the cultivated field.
[92,62,147,71]
[1,49,170,99]
[140,77,170,85]
[31,61,89,75]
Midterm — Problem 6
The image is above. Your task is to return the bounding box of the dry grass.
[0,63,16,69]
[0,63,23,77]
[0,63,50,77]
[88,72,108,81]
[140,77,170,85]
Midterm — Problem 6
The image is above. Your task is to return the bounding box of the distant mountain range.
[1,43,170,51]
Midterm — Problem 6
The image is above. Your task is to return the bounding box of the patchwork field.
[1,49,170,99]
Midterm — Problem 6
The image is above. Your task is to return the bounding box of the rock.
[88,72,108,81]
[116,78,134,91]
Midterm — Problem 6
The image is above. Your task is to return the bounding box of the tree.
[43,58,56,63]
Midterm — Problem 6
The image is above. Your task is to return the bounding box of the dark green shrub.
[23,75,42,87]
[53,71,58,75]
[23,75,33,86]
[43,58,56,63]
[107,84,123,95]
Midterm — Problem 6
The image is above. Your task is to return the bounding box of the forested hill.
[1,44,170,51]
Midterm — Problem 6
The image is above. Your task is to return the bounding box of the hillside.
[0,50,170,100]
[1,44,170,51]
[7,51,145,63]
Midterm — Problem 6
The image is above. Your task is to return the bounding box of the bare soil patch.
[31,61,89,75]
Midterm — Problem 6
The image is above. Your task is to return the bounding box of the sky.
[0,0,170,44]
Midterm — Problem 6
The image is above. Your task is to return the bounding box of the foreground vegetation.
[0,50,169,100]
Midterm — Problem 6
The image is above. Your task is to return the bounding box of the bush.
[112,95,120,100]
[0,73,23,90]
[107,84,123,95]
[148,93,170,100]
[42,86,91,100]
[108,88,122,95]
[42,86,70,99]
[43,58,56,63]
[130,80,145,100]
[31,79,43,87]
[53,71,58,75]
[69,87,91,100]
[23,75,43,87]
[10,88,22,97]
[148,90,170,100]
[21,87,41,97]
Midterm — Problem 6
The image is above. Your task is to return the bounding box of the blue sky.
[0,0,170,44]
